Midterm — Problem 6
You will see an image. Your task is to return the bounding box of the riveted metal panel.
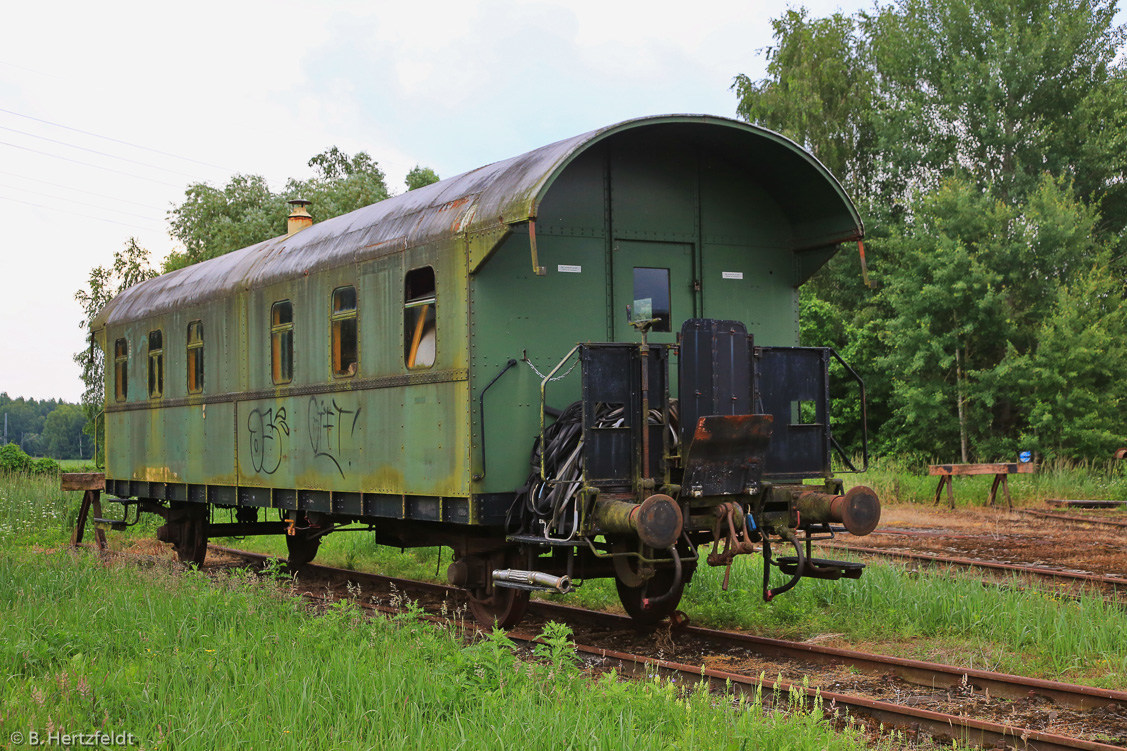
[679,319,752,450]
[610,133,698,243]
[702,244,799,347]
[754,346,832,479]
[468,228,604,495]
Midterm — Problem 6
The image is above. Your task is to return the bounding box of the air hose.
[762,527,805,601]
[641,546,683,610]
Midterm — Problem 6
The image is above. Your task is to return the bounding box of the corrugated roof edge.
[92,114,861,331]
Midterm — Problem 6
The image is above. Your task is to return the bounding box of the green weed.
[0,548,871,750]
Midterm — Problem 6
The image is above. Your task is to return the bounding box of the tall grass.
[0,471,161,550]
[844,455,1127,506]
[0,549,871,751]
[0,472,77,548]
[56,459,99,472]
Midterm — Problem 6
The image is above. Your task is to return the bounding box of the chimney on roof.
[287,198,313,236]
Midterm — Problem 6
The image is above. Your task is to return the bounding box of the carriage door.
[611,240,696,346]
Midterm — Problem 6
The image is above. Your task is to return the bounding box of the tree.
[1001,263,1127,459]
[0,394,52,456]
[994,176,1106,354]
[165,175,286,270]
[863,0,1126,208]
[405,165,440,191]
[733,9,876,199]
[877,179,1011,460]
[284,148,389,227]
[164,148,391,273]
[868,176,1113,461]
[41,403,87,459]
[73,238,156,463]
[736,0,1127,461]
[307,146,381,180]
[735,0,1127,216]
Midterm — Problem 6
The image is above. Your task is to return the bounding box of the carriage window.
[147,329,163,399]
[632,267,671,332]
[331,286,358,377]
[114,338,128,401]
[271,301,293,384]
[405,267,436,369]
[186,321,204,394]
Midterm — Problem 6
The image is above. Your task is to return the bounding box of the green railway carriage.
[93,114,881,627]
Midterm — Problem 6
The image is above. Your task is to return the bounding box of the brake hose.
[642,546,683,610]
[763,527,805,602]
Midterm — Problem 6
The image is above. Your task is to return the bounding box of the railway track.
[1019,510,1127,530]
[819,540,1127,591]
[206,544,1127,751]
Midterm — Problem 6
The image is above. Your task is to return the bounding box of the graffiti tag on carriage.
[247,407,290,474]
[308,397,361,478]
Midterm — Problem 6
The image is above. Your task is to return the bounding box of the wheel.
[610,538,691,625]
[464,548,530,629]
[165,511,207,566]
[286,532,321,567]
[468,586,530,630]
[615,566,687,625]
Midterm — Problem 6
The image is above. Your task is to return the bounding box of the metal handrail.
[473,358,518,481]
[828,348,869,473]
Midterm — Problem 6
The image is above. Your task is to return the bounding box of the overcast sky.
[5,0,1118,403]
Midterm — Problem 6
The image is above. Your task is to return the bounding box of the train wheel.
[170,512,208,566]
[156,504,209,566]
[286,532,321,567]
[466,549,529,629]
[468,586,530,629]
[610,538,683,625]
[617,550,694,626]
[615,567,687,625]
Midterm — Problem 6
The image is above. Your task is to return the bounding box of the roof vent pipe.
[287,198,313,236]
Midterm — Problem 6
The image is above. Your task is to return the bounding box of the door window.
[612,241,694,346]
[632,267,671,332]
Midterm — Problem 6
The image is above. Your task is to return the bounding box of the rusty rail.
[578,644,1123,751]
[300,582,1123,750]
[1020,509,1127,529]
[821,542,1127,589]
[1047,500,1126,509]
[528,600,1127,711]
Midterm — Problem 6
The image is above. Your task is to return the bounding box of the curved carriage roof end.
[93,114,862,330]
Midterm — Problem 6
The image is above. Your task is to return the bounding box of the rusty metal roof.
[94,114,862,330]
